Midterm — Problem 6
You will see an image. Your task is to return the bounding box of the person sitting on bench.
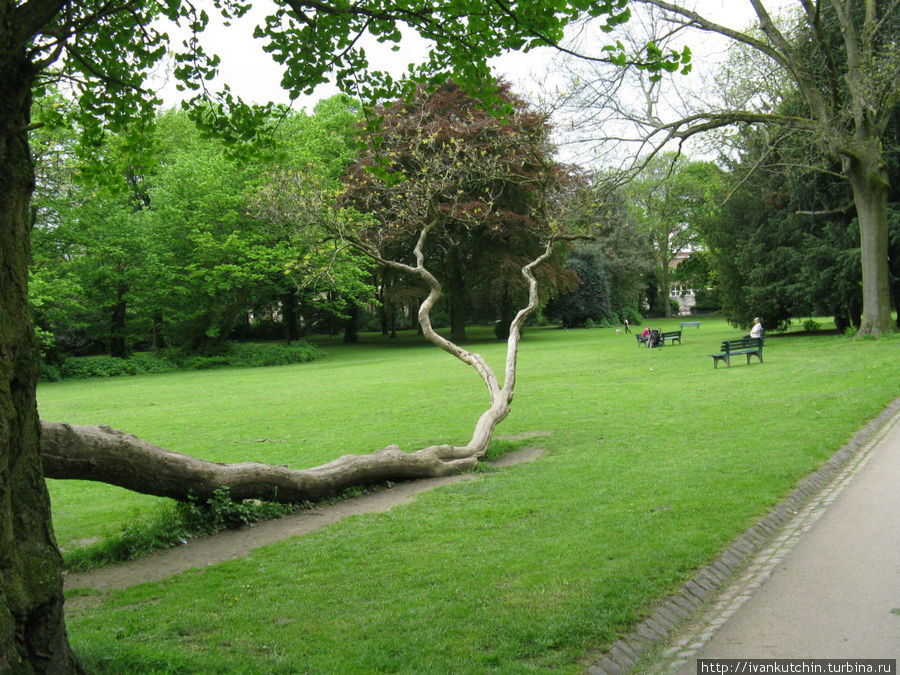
[747,317,764,339]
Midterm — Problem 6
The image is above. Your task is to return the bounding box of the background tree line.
[29,82,681,365]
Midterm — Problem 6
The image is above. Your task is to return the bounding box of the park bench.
[660,330,682,345]
[709,337,764,369]
[680,321,701,329]
[636,334,648,347]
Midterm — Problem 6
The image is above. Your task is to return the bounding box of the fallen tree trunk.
[40,236,570,505]
[40,421,479,503]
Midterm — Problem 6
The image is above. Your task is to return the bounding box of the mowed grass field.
[40,318,900,673]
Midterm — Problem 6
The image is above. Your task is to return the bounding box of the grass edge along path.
[44,322,900,673]
[587,395,900,674]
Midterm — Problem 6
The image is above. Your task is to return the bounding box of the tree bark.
[843,137,893,336]
[1,43,80,674]
[40,422,478,503]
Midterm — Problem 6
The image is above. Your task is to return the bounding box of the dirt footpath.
[63,440,548,602]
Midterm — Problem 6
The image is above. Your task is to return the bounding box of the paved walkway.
[589,400,900,674]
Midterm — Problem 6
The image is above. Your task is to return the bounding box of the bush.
[226,341,323,367]
[60,355,133,379]
[803,318,821,332]
[180,354,232,370]
[126,353,179,375]
[51,342,324,379]
[59,353,178,379]
[619,306,643,325]
[64,488,297,571]
[38,363,62,382]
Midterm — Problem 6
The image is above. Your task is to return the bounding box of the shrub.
[60,355,133,379]
[180,354,232,370]
[126,353,178,375]
[619,306,643,325]
[58,353,178,379]
[803,318,821,332]
[38,363,62,382]
[225,341,323,368]
[53,343,323,379]
[64,488,298,571]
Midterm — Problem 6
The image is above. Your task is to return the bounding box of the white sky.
[153,1,789,112]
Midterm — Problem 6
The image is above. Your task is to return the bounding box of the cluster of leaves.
[703,111,900,332]
[49,353,178,381]
[340,80,581,341]
[178,340,324,370]
[30,96,370,361]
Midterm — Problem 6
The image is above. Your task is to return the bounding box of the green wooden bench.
[660,330,682,345]
[636,333,649,347]
[709,337,764,369]
[680,321,701,329]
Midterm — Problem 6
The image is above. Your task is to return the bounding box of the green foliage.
[179,341,324,370]
[619,305,643,325]
[59,354,178,380]
[64,488,296,572]
[625,153,724,318]
[39,363,63,383]
[701,113,900,333]
[30,102,374,360]
[545,249,613,328]
[50,342,322,379]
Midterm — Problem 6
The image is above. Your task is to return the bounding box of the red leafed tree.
[343,79,579,342]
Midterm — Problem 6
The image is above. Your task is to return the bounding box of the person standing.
[623,318,631,334]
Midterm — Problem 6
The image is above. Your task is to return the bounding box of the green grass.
[41,318,900,673]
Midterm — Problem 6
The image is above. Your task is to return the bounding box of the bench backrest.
[720,337,763,352]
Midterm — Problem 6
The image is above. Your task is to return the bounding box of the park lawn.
[41,318,900,673]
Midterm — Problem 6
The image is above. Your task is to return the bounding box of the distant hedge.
[42,341,325,381]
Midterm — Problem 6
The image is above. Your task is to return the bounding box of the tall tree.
[342,80,576,342]
[623,152,720,317]
[2,2,658,668]
[556,0,898,334]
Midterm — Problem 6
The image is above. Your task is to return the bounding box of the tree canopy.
[553,0,899,335]
[341,79,578,341]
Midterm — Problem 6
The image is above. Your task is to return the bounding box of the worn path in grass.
[63,439,547,600]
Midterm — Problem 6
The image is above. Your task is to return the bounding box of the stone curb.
[586,396,900,675]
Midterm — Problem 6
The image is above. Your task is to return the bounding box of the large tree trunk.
[844,137,893,337]
[40,422,479,503]
[0,52,80,673]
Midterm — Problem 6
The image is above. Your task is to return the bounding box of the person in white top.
[749,317,764,338]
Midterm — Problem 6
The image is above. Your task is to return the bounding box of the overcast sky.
[152,1,784,112]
